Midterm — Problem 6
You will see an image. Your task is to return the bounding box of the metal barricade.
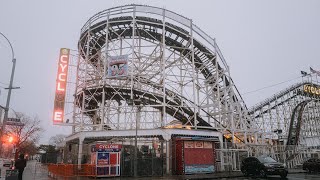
[48,164,96,179]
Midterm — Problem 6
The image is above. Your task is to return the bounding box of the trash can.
[5,169,19,180]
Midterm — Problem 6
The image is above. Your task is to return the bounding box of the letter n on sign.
[53,48,70,124]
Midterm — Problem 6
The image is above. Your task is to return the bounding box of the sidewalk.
[23,160,48,180]
[123,171,244,180]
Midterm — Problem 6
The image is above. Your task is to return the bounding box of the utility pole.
[0,32,19,156]
[2,58,17,132]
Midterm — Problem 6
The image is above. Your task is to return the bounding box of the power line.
[0,38,10,49]
[242,76,302,95]
[0,82,8,89]
[0,81,8,86]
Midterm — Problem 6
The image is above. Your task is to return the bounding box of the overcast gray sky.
[1,0,320,144]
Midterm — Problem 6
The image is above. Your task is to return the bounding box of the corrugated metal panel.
[176,140,184,174]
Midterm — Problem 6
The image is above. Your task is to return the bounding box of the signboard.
[294,85,320,99]
[6,118,24,126]
[53,48,70,124]
[303,84,320,96]
[203,142,213,148]
[7,118,20,121]
[185,164,215,174]
[4,121,24,126]
[195,141,204,148]
[94,144,122,152]
[107,55,128,78]
[97,152,109,165]
[184,141,194,148]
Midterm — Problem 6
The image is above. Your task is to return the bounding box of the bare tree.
[49,134,66,147]
[19,140,38,156]
[5,112,43,159]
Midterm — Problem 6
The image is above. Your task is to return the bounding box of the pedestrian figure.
[15,154,27,180]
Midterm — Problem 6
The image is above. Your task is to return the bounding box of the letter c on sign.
[60,55,68,63]
[58,73,66,81]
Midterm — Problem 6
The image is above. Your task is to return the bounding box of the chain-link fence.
[120,143,164,176]
[40,152,58,164]
[56,138,166,178]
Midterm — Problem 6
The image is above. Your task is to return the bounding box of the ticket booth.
[91,144,122,177]
[173,137,217,174]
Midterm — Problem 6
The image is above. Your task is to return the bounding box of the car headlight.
[283,163,287,168]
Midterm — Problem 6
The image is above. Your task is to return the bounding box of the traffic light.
[8,136,14,143]
[4,135,15,144]
[1,135,16,144]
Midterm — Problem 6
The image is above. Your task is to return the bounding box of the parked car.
[303,158,320,173]
[0,159,13,168]
[241,155,288,178]
[0,159,14,178]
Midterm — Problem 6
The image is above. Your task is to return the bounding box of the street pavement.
[222,173,320,180]
[44,173,320,180]
[5,161,319,180]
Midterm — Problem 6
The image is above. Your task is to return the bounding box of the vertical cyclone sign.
[53,48,70,124]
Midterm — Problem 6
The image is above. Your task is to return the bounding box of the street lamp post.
[0,32,17,154]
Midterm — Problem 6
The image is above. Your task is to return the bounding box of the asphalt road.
[220,173,320,180]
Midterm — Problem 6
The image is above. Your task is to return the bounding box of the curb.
[288,171,305,174]
[172,173,245,180]
[186,175,244,179]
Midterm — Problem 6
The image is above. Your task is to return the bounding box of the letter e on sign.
[53,111,63,122]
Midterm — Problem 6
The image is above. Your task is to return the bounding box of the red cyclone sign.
[53,48,70,124]
[96,144,122,150]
